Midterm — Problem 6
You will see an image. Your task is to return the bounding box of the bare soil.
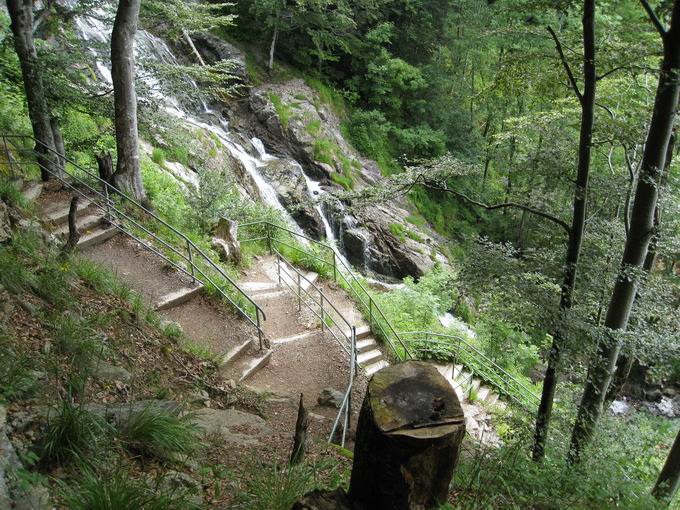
[83,235,197,304]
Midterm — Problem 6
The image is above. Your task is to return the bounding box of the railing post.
[368,298,373,331]
[297,271,302,311]
[266,222,273,255]
[103,184,112,223]
[320,293,324,333]
[276,251,281,283]
[2,136,14,178]
[256,309,263,350]
[332,252,337,283]
[187,240,195,283]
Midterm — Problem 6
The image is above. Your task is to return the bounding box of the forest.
[0,0,679,508]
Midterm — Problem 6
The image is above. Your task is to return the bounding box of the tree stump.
[348,361,465,510]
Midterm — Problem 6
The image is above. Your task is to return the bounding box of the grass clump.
[151,147,166,167]
[268,93,292,130]
[0,342,36,402]
[331,172,353,191]
[118,406,199,462]
[40,399,110,465]
[62,464,202,510]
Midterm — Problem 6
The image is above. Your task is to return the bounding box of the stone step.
[300,272,319,291]
[155,285,204,311]
[485,391,499,406]
[469,378,482,396]
[76,225,118,249]
[357,349,383,366]
[44,199,93,225]
[53,212,104,237]
[355,325,371,340]
[355,338,376,353]
[217,337,254,367]
[253,289,288,301]
[238,349,272,382]
[364,359,389,376]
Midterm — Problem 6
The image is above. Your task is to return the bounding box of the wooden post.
[290,393,309,465]
[348,361,465,509]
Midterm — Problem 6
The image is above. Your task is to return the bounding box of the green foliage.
[151,147,166,167]
[268,93,292,130]
[330,171,353,191]
[0,341,36,403]
[62,464,202,510]
[40,399,111,465]
[476,319,542,378]
[118,406,199,461]
[235,460,349,510]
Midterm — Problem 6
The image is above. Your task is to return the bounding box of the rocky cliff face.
[193,38,449,280]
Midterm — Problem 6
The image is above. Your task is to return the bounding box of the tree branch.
[640,0,667,37]
[547,26,582,102]
[422,181,572,234]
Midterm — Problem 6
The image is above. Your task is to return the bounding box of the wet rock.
[317,388,344,409]
[191,33,246,79]
[191,408,270,445]
[645,388,663,402]
[662,387,678,398]
[610,399,633,416]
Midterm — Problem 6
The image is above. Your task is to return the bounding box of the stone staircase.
[433,363,502,408]
[27,185,272,383]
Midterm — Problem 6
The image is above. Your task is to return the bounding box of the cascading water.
[70,6,303,231]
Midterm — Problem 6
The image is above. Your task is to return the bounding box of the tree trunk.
[290,393,309,465]
[569,0,680,464]
[268,22,279,71]
[7,0,58,182]
[50,116,65,177]
[60,196,80,255]
[652,428,680,502]
[96,152,115,183]
[348,362,465,510]
[111,0,146,203]
[532,0,595,461]
[605,131,675,404]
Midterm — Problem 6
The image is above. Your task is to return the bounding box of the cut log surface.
[348,361,465,510]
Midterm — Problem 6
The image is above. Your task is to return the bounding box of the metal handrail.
[329,326,356,447]
[399,331,541,410]
[1,134,267,348]
[239,220,549,413]
[239,220,413,360]
[273,248,358,364]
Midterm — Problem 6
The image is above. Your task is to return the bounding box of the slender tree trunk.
[533,1,596,462]
[268,21,279,71]
[652,428,680,502]
[7,0,57,181]
[569,0,680,464]
[111,0,146,203]
[50,116,65,176]
[605,131,675,404]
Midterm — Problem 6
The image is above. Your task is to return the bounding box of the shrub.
[151,147,167,166]
[118,406,199,461]
[40,399,110,465]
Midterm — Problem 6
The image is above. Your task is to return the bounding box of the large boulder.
[191,33,246,79]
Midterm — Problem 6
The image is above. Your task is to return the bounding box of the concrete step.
[53,212,104,237]
[300,272,319,291]
[355,325,371,340]
[156,285,204,311]
[364,359,389,376]
[355,338,376,353]
[253,289,288,301]
[44,199,93,225]
[76,225,118,249]
[357,349,383,366]
[485,391,499,406]
[21,182,43,202]
[477,386,490,402]
[242,281,279,293]
[469,378,482,395]
[435,363,454,381]
[218,337,254,367]
[239,349,272,382]
[271,331,315,345]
